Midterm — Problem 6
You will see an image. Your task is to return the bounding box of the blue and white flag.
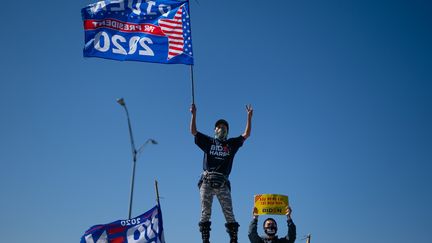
[82,0,193,64]
[80,205,165,243]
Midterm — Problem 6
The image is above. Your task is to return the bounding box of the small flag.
[80,205,165,243]
[82,0,193,65]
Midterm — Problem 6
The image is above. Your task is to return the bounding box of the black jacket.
[248,218,296,243]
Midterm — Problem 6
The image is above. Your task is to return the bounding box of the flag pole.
[306,234,311,243]
[187,0,196,104]
[155,180,161,207]
[190,65,195,104]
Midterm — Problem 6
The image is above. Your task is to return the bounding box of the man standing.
[248,207,297,243]
[190,103,253,243]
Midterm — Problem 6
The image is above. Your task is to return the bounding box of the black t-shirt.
[195,132,245,176]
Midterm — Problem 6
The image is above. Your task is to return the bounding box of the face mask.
[215,126,228,140]
[264,226,277,236]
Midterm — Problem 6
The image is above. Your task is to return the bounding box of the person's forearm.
[190,114,197,135]
[287,219,296,243]
[242,115,252,139]
[248,218,261,242]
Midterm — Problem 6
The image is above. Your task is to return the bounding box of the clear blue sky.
[0,0,431,242]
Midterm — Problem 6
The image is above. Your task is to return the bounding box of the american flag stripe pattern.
[158,5,191,60]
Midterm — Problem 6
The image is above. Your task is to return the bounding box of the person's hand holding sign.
[253,207,259,220]
[286,206,292,221]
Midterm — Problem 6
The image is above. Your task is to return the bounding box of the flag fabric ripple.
[82,0,193,65]
[80,205,165,243]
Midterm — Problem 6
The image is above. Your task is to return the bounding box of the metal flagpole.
[306,234,311,243]
[155,180,161,207]
[187,1,196,104]
[117,98,157,219]
[190,65,195,104]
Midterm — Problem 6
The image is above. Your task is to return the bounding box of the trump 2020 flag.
[82,0,193,64]
[80,205,165,243]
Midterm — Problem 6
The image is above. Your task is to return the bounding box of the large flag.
[80,205,165,243]
[82,0,193,64]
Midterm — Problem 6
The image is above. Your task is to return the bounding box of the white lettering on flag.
[82,0,193,64]
[80,205,165,243]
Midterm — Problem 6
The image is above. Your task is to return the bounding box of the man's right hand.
[253,207,259,219]
[190,103,198,136]
[190,103,196,115]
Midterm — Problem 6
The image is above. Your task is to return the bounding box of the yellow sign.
[254,194,289,215]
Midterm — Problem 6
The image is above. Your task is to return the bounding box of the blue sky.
[0,0,431,242]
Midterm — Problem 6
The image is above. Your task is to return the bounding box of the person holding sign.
[248,206,296,243]
[190,103,253,243]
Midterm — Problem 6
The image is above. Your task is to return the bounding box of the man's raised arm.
[242,104,253,139]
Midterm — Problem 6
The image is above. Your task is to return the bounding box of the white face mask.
[264,226,277,236]
[215,126,228,140]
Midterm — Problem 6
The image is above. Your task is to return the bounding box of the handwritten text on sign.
[254,194,289,215]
